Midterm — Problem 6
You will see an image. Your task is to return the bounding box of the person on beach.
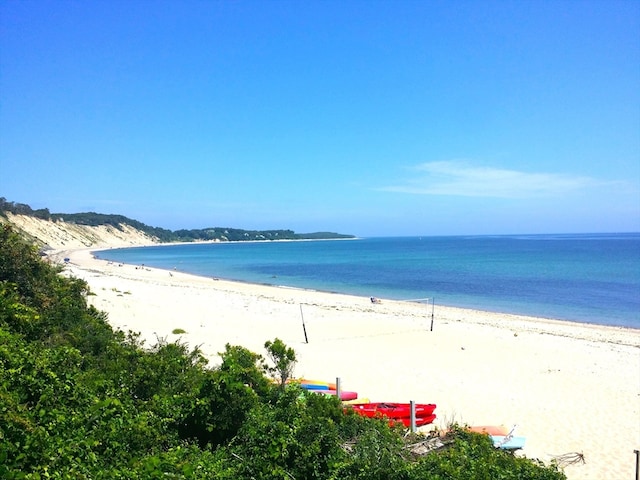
[370,296,381,304]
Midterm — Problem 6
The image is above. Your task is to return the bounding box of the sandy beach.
[58,245,640,480]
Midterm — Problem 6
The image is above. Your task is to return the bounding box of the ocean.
[95,233,640,329]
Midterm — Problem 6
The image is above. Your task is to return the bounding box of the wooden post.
[300,304,308,344]
[410,400,416,432]
[336,377,341,402]
[430,298,435,332]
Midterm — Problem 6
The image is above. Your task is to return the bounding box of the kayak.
[315,389,358,401]
[491,435,526,450]
[468,425,510,436]
[289,379,337,390]
[342,398,370,405]
[346,402,437,419]
[300,383,330,390]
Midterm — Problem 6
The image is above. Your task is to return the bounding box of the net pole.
[300,304,308,344]
[430,298,435,332]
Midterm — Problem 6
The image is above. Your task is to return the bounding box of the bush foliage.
[0,224,566,479]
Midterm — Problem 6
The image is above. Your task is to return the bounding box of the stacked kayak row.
[290,380,525,449]
[346,402,437,428]
[290,379,437,428]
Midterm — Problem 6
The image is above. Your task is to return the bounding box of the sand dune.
[2,213,158,250]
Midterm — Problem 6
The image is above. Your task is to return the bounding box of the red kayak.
[347,402,436,419]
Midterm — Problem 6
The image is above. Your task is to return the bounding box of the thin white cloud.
[379,161,620,198]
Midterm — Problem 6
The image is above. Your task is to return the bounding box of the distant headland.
[0,197,355,250]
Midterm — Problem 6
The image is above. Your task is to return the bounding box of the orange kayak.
[467,425,510,436]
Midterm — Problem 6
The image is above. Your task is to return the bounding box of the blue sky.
[1,0,638,237]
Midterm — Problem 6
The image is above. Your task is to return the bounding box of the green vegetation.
[264,338,297,387]
[0,197,355,242]
[172,328,187,334]
[0,223,566,479]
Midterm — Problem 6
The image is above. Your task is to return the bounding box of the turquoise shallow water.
[96,233,640,328]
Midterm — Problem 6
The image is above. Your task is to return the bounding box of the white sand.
[55,246,640,480]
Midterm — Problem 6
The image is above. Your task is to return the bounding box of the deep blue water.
[95,234,640,328]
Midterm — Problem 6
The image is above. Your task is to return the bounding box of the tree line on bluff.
[0,197,354,242]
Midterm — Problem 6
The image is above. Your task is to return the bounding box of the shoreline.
[60,246,640,480]
[68,246,640,348]
[90,242,639,332]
